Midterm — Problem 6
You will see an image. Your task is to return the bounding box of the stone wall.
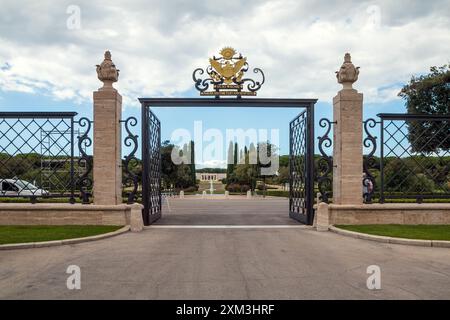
[316,203,450,230]
[0,203,143,229]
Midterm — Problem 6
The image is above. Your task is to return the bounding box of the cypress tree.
[190,140,196,185]
[226,141,234,181]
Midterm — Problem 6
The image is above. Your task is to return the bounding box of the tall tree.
[160,140,196,189]
[226,141,234,182]
[248,143,258,190]
[399,64,450,153]
[257,141,278,195]
[244,146,248,164]
[190,140,196,185]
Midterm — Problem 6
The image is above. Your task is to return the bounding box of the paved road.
[157,197,298,225]
[1,198,450,299]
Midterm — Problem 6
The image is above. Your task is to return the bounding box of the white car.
[0,179,49,197]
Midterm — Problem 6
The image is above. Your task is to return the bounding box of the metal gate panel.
[142,108,161,225]
[289,109,314,224]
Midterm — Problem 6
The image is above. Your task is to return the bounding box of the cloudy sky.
[0,0,449,165]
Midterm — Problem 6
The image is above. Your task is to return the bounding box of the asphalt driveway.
[0,198,449,299]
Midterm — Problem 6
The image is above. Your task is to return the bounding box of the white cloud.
[0,0,449,107]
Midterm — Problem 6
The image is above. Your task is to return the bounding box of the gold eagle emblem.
[208,47,247,84]
[193,47,264,97]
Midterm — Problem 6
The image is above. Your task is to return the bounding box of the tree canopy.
[399,64,450,153]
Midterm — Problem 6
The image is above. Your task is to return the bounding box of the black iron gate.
[289,109,315,225]
[140,98,316,226]
[142,108,162,225]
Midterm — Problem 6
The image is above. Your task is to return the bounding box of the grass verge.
[256,190,289,197]
[335,224,450,241]
[0,225,123,245]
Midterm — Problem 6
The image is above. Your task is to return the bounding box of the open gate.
[140,98,316,226]
[141,108,162,225]
[289,109,315,225]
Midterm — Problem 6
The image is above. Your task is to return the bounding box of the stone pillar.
[333,53,363,205]
[93,51,122,205]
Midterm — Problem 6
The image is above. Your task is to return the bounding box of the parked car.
[0,179,49,197]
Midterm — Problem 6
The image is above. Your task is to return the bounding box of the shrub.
[182,185,198,193]
[256,190,289,197]
[256,184,277,190]
[226,183,250,193]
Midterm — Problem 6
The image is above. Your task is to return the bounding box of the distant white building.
[196,172,227,182]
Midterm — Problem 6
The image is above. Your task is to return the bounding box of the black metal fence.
[0,112,93,203]
[4,111,447,205]
[377,113,450,202]
[317,113,450,203]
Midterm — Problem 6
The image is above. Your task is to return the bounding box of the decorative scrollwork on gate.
[317,118,335,203]
[192,67,222,93]
[121,116,139,204]
[237,68,265,92]
[76,117,93,204]
[363,118,378,203]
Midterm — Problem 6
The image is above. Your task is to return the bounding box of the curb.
[145,225,313,229]
[329,226,450,248]
[0,225,130,250]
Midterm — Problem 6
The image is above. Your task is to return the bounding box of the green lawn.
[256,190,289,197]
[336,224,450,241]
[0,225,123,245]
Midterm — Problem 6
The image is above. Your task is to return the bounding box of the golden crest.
[192,47,265,98]
[208,47,247,84]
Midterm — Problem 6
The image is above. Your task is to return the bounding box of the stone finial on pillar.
[335,53,360,90]
[332,53,363,205]
[96,50,120,91]
[93,50,122,205]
